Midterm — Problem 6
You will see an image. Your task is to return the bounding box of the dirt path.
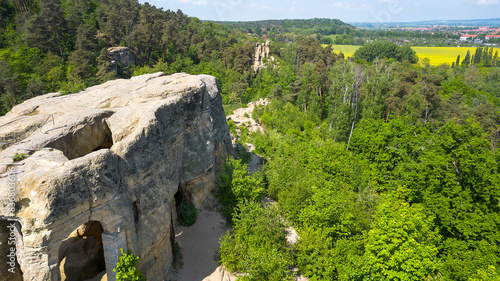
[168,99,306,281]
[167,205,237,281]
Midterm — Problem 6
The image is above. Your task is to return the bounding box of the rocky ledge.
[0,73,232,281]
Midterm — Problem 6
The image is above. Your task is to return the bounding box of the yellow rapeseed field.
[325,44,499,66]
[412,46,478,66]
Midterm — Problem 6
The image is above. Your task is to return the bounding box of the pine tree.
[462,50,471,68]
[22,0,68,56]
[69,23,98,81]
[96,48,117,83]
[455,54,460,67]
[473,47,482,64]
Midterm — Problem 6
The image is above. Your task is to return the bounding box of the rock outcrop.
[253,41,278,72]
[107,47,136,75]
[253,41,270,72]
[0,73,233,281]
[226,98,269,135]
[107,47,136,67]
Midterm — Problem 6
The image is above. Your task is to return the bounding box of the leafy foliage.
[114,249,146,281]
[214,157,264,224]
[178,200,198,227]
[362,197,441,280]
[354,41,418,63]
[12,153,26,161]
[219,202,293,281]
[2,1,500,279]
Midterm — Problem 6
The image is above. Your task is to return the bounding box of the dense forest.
[219,18,354,43]
[0,0,253,114]
[218,58,500,280]
[1,0,500,280]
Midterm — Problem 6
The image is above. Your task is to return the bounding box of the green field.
[329,44,359,57]
[326,44,498,66]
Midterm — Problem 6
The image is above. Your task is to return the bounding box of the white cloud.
[360,4,372,11]
[179,0,207,5]
[477,0,498,4]
[331,1,351,8]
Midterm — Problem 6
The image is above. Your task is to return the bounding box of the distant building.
[485,35,500,40]
[460,34,478,41]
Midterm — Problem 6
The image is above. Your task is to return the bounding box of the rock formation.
[253,41,270,72]
[226,98,269,135]
[0,73,233,281]
[107,47,136,75]
[253,41,278,72]
[107,47,136,67]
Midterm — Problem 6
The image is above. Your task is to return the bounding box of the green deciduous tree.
[214,157,264,223]
[354,41,418,63]
[219,202,293,281]
[362,197,441,280]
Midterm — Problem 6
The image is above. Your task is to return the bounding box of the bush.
[178,200,198,227]
[114,249,146,281]
[235,144,252,164]
[12,153,26,162]
[172,242,183,269]
[214,157,264,224]
[59,81,86,95]
[219,202,293,281]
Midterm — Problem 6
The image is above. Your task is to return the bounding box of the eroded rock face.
[107,47,136,68]
[0,73,233,281]
[253,41,277,72]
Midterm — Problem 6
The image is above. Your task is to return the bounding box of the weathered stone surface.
[226,98,269,135]
[107,47,136,75]
[253,41,276,72]
[0,73,233,281]
[107,47,135,68]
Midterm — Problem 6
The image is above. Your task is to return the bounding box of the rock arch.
[58,221,106,281]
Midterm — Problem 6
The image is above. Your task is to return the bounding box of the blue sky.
[139,0,500,23]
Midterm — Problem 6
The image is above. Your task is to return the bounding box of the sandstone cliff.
[108,47,136,75]
[253,41,278,72]
[107,47,136,68]
[0,73,232,281]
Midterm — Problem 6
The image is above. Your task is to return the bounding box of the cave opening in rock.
[133,200,140,224]
[46,113,114,160]
[174,188,184,220]
[58,221,106,281]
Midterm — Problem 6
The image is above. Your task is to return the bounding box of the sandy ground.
[166,207,237,281]
[168,99,307,281]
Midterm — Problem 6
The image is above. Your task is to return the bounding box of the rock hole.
[15,198,30,213]
[58,221,106,281]
[174,188,184,220]
[46,113,114,160]
[132,200,140,224]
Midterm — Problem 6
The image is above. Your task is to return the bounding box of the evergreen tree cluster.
[0,0,246,114]
[457,46,500,68]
